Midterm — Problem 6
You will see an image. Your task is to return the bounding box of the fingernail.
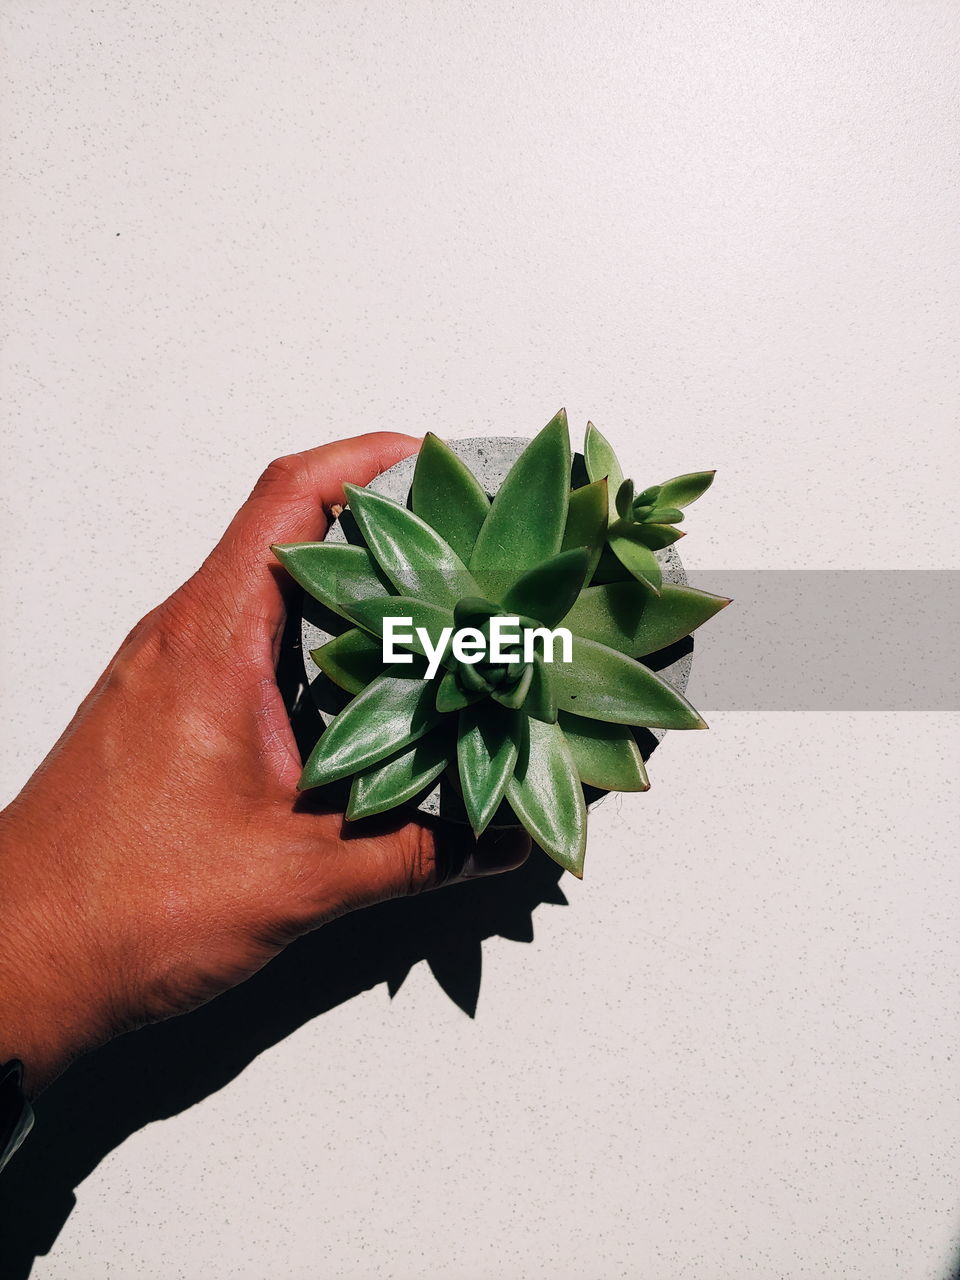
[461,828,532,879]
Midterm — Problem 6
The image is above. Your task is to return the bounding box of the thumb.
[178,432,421,638]
[426,823,533,889]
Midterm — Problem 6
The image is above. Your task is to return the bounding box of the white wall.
[2,3,958,1277]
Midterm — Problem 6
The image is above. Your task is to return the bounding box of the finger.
[179,432,421,635]
[435,825,533,885]
[230,432,421,554]
[356,820,533,907]
[294,811,533,920]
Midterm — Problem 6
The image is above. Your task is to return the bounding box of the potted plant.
[273,411,728,876]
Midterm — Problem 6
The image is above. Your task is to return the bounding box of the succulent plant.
[584,421,715,594]
[272,411,728,876]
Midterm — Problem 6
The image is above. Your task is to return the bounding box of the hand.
[0,434,530,1096]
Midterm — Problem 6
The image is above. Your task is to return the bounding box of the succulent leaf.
[300,667,441,789]
[608,532,662,592]
[522,652,558,724]
[615,477,635,519]
[457,703,519,835]
[583,422,624,520]
[500,548,591,628]
[348,595,455,664]
[657,470,715,509]
[469,410,572,597]
[271,543,393,625]
[562,478,608,579]
[624,522,685,550]
[457,656,493,695]
[506,716,587,876]
[564,582,731,657]
[436,668,481,713]
[410,433,491,562]
[559,712,649,791]
[453,596,501,628]
[344,483,481,608]
[550,635,706,728]
[347,730,451,820]
[490,662,534,710]
[310,628,383,694]
[644,506,684,524]
[590,543,635,585]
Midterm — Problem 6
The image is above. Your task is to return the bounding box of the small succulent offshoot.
[584,421,715,594]
[272,411,728,876]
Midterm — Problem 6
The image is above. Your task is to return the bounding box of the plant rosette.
[274,412,729,877]
[301,440,692,822]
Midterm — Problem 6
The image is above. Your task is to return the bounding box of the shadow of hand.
[0,847,566,1278]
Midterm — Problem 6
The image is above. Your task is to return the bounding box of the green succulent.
[584,421,715,594]
[272,410,728,877]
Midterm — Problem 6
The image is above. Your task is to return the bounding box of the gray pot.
[300,437,692,823]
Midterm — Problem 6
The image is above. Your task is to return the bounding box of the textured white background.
[2,2,959,1277]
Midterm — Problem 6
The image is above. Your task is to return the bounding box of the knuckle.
[137,583,221,667]
[397,823,440,896]
[117,604,161,650]
[278,820,446,925]
[152,587,205,656]
[253,453,304,498]
[99,619,167,705]
[118,609,183,680]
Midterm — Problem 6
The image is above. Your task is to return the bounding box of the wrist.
[0,805,123,1097]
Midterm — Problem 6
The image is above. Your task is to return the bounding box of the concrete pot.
[300,437,693,824]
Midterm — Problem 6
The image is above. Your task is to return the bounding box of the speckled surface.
[301,437,691,820]
[2,2,960,1277]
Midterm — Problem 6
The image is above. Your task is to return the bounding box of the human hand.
[0,434,530,1096]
